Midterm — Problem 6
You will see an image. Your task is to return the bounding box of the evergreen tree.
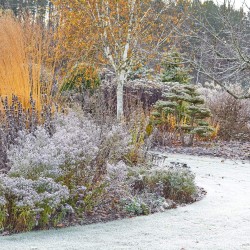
[152,50,214,146]
[161,49,191,84]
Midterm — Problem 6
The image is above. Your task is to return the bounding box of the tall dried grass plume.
[0,13,55,111]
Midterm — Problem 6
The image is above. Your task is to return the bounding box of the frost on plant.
[0,175,69,209]
[0,175,69,232]
[106,161,129,182]
[2,110,199,233]
[7,112,101,178]
[7,111,132,179]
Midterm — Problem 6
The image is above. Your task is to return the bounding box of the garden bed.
[0,110,204,235]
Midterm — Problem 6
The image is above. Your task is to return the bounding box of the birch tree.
[53,0,184,121]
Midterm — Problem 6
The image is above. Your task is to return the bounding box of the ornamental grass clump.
[0,14,56,111]
[0,14,39,109]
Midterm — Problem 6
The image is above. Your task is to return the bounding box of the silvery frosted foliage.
[104,126,131,162]
[106,161,131,196]
[0,94,55,172]
[7,110,132,179]
[7,111,102,178]
[106,161,129,182]
[0,128,7,172]
[0,175,69,209]
[0,196,6,206]
[32,177,70,208]
[52,111,101,161]
[99,161,132,214]
[8,128,62,178]
[127,162,197,204]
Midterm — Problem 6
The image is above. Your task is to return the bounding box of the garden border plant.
[0,110,200,234]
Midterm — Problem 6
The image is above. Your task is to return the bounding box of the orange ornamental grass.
[0,15,33,109]
[0,14,55,111]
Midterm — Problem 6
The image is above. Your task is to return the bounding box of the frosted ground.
[0,153,250,250]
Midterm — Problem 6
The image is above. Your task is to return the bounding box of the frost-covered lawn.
[1,154,250,250]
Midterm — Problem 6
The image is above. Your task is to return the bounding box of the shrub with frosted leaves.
[0,175,69,232]
[105,161,131,200]
[103,126,132,163]
[106,161,129,182]
[7,111,102,179]
[7,110,132,179]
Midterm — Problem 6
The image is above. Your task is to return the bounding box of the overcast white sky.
[213,0,250,10]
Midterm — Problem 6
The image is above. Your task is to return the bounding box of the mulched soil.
[157,141,250,161]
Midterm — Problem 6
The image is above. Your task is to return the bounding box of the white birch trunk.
[117,70,126,121]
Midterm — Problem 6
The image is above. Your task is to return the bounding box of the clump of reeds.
[0,13,55,111]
